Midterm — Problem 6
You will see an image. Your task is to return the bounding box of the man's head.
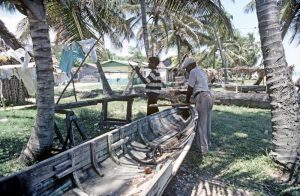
[181,57,196,73]
[148,56,160,69]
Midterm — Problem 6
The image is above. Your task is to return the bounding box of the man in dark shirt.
[135,57,162,115]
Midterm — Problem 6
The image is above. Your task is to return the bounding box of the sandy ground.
[163,163,250,196]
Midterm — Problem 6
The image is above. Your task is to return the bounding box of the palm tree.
[255,0,300,182]
[134,0,233,65]
[0,1,55,163]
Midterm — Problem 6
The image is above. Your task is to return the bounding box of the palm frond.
[0,1,16,12]
[243,0,256,14]
[280,0,300,40]
[16,17,30,43]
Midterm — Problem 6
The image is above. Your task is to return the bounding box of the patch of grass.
[184,105,294,195]
[0,109,35,177]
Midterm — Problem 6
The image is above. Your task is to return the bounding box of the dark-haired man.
[135,57,162,115]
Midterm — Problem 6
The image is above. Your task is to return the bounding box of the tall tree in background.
[140,0,150,58]
[255,0,300,182]
[0,0,55,163]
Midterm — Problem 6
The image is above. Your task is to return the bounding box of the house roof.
[101,60,129,67]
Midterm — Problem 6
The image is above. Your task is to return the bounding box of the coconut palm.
[255,0,300,182]
[132,0,233,66]
[222,32,261,67]
[0,0,55,163]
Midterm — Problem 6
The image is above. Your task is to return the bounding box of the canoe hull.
[0,107,198,196]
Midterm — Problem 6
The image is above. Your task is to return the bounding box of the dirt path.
[163,164,250,196]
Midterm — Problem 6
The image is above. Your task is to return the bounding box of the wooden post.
[70,73,77,102]
[99,101,108,129]
[126,99,133,123]
[102,101,108,121]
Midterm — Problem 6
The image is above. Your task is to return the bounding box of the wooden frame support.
[90,142,104,177]
[54,110,88,151]
[99,98,135,130]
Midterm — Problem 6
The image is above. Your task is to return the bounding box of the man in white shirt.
[181,57,213,155]
[295,78,300,93]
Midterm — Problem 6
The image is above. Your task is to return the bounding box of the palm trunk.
[140,0,150,58]
[213,25,228,83]
[255,0,300,174]
[19,4,55,163]
[96,60,113,96]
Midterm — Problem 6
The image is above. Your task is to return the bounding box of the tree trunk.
[0,19,23,50]
[140,0,150,58]
[255,0,300,172]
[95,60,113,97]
[224,84,266,93]
[19,2,55,163]
[213,25,228,83]
[212,91,270,109]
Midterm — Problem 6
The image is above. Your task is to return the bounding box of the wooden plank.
[72,188,89,196]
[53,160,71,171]
[90,142,104,177]
[172,132,195,174]
[55,95,139,110]
[108,134,119,164]
[111,137,129,150]
[137,160,174,196]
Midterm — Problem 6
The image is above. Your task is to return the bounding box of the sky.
[0,1,299,76]
[222,0,300,77]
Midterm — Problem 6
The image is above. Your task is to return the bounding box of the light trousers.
[194,91,213,154]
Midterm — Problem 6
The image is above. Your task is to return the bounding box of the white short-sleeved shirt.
[188,67,210,96]
[295,78,300,86]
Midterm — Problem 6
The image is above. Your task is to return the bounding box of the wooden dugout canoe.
[0,107,198,196]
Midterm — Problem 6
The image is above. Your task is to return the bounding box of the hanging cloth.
[59,45,74,74]
[77,38,97,63]
[18,66,37,96]
[72,42,85,63]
